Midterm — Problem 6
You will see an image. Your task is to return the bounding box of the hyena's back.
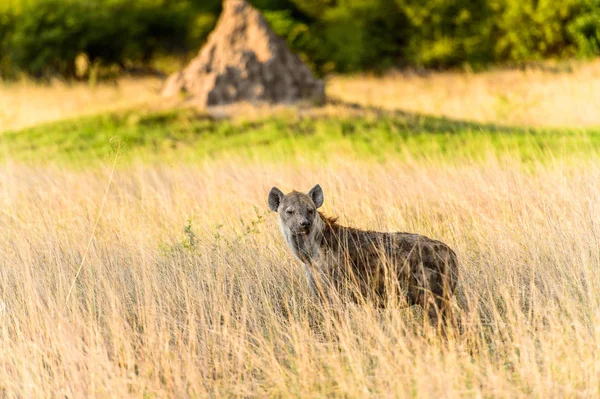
[319,224,459,314]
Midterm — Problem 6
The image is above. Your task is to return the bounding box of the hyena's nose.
[300,219,311,228]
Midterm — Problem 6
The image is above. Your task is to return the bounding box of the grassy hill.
[3,106,600,165]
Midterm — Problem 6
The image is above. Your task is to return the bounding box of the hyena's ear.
[268,187,284,212]
[308,184,323,208]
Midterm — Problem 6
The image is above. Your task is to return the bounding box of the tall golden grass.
[0,77,163,132]
[1,154,599,397]
[328,60,600,127]
[4,60,600,132]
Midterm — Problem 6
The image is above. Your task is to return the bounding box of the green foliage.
[1,0,216,78]
[395,0,494,67]
[182,217,198,251]
[289,0,335,19]
[0,0,599,78]
[0,9,15,77]
[316,1,405,72]
[492,0,583,61]
[262,10,325,72]
[567,0,600,56]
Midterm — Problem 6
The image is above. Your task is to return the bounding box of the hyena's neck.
[317,212,347,254]
[280,213,326,264]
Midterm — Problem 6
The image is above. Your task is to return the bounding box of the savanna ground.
[1,63,600,397]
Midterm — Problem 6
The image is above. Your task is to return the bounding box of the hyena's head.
[268,184,324,235]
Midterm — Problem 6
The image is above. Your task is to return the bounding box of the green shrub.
[8,0,86,77]
[323,0,407,72]
[0,10,15,78]
[567,0,600,56]
[2,0,214,79]
[395,0,494,68]
[263,10,325,73]
[0,0,599,79]
[492,0,584,61]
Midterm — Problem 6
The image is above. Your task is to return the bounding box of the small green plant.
[157,216,199,255]
[226,207,269,249]
[181,217,197,251]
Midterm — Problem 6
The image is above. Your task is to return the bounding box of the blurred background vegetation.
[0,0,599,80]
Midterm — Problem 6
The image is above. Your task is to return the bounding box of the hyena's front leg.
[303,262,340,311]
[303,263,318,296]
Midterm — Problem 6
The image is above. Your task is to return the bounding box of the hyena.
[268,184,459,326]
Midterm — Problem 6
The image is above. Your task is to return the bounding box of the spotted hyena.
[268,184,459,326]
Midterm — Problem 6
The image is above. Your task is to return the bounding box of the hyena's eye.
[308,209,314,214]
[286,209,294,215]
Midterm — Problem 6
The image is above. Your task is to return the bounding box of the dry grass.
[328,60,600,127]
[1,153,600,397]
[4,60,600,133]
[0,77,164,132]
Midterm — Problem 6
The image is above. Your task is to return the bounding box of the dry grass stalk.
[0,156,599,397]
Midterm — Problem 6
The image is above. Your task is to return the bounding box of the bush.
[567,0,600,56]
[263,10,324,72]
[320,1,407,72]
[492,0,584,61]
[395,0,494,68]
[0,10,15,78]
[2,0,215,79]
[0,0,599,79]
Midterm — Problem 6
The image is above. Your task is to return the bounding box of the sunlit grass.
[1,126,600,396]
[3,59,600,134]
[0,77,163,132]
[328,59,600,127]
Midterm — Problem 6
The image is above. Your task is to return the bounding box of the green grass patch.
[2,107,599,166]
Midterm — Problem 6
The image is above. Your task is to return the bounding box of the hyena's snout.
[299,219,311,228]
